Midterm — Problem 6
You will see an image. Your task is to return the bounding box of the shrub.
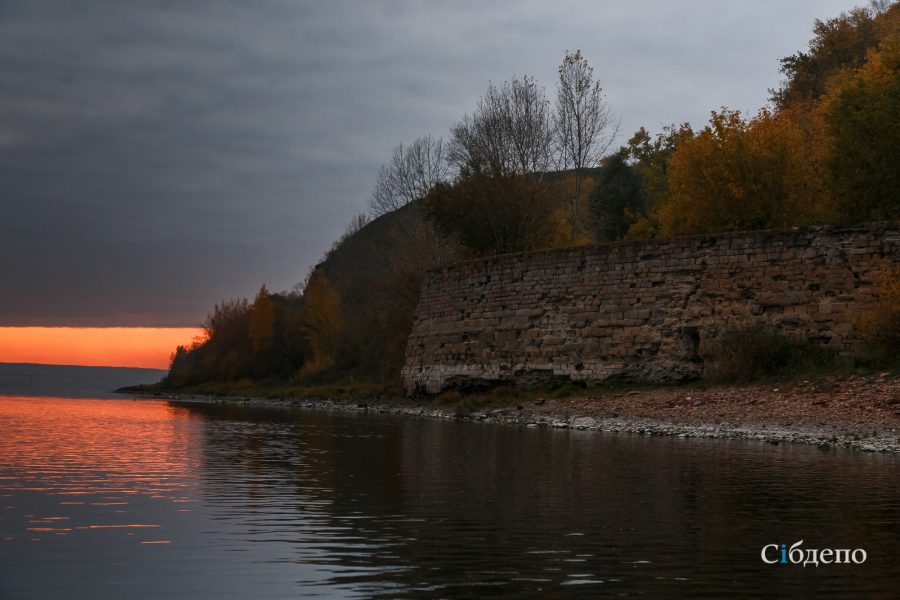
[435,390,463,405]
[702,325,836,383]
[425,175,562,257]
[852,264,900,353]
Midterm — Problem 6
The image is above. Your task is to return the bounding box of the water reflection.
[1,395,899,598]
[1,396,198,524]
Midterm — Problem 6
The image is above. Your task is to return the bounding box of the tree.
[824,36,900,222]
[204,297,250,342]
[448,75,554,178]
[589,153,648,242]
[769,4,894,109]
[614,126,681,240]
[425,175,562,256]
[248,285,276,355]
[433,75,560,257]
[623,126,678,206]
[368,135,449,217]
[851,263,900,351]
[659,109,825,236]
[299,268,346,377]
[199,298,252,381]
[555,50,618,241]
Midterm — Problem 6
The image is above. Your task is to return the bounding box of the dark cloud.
[0,0,856,325]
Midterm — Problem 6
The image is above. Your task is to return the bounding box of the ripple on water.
[1,395,900,599]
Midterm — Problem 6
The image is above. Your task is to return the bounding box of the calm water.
[1,395,899,598]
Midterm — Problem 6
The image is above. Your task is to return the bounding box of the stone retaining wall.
[402,225,900,394]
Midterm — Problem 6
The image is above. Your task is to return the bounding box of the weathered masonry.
[402,225,900,394]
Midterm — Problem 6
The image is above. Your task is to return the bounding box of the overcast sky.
[0,0,859,327]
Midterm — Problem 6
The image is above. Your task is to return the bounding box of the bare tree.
[448,75,554,178]
[870,0,890,16]
[368,134,449,217]
[555,50,618,241]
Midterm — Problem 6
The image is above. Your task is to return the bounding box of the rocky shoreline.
[151,373,900,453]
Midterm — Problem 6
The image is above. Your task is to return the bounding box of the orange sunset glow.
[0,327,204,370]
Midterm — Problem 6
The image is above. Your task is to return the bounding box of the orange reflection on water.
[0,396,201,542]
[80,524,160,529]
[0,326,203,369]
[0,396,198,497]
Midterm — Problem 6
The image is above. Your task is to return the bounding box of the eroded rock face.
[402,225,900,395]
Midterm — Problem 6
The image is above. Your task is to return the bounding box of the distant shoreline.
[0,363,167,397]
[130,373,900,453]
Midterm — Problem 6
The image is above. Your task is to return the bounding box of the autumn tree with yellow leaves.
[823,34,900,222]
[248,285,276,355]
[852,263,900,350]
[657,109,827,236]
[298,268,347,378]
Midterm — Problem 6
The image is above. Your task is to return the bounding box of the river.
[1,394,899,598]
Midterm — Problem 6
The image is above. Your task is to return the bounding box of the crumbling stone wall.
[402,225,900,395]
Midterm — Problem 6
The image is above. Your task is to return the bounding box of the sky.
[0,327,201,369]
[1,0,861,330]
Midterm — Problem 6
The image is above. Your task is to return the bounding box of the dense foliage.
[851,264,900,352]
[594,2,900,240]
[166,292,306,387]
[589,153,647,242]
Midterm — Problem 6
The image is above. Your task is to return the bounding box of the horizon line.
[0,361,169,371]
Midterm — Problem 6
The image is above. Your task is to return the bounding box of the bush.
[435,390,463,405]
[589,153,648,242]
[425,175,562,256]
[702,325,836,383]
[852,264,900,354]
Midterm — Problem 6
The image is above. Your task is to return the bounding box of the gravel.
[158,373,900,453]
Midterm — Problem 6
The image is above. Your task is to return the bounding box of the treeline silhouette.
[166,2,900,390]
